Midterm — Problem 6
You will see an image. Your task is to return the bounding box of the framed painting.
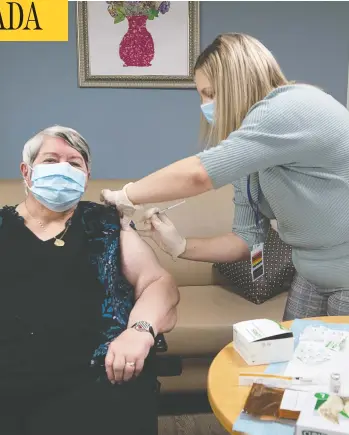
[77,1,200,89]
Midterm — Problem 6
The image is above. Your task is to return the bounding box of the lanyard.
[247,175,261,229]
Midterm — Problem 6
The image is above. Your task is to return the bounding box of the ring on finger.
[126,361,135,367]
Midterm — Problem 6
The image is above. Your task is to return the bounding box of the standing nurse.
[101,33,349,320]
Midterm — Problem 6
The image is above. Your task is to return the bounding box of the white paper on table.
[280,390,309,412]
[284,336,349,396]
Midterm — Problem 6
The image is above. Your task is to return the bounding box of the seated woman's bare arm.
[120,228,180,336]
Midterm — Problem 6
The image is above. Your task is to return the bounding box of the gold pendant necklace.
[54,238,65,247]
[53,222,70,247]
[24,202,71,247]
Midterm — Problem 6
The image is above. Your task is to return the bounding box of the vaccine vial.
[330,373,341,394]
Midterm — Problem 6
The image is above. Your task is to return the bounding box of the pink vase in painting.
[119,16,155,67]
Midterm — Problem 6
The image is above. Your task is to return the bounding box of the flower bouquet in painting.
[106,1,171,67]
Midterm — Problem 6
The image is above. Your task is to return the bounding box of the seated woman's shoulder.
[78,201,120,217]
[0,204,17,216]
[77,201,122,233]
[0,205,19,230]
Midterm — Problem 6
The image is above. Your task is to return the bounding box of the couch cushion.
[145,244,216,287]
[165,285,288,357]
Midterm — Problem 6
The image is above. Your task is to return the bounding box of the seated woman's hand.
[105,328,154,383]
[137,208,186,259]
[100,183,141,229]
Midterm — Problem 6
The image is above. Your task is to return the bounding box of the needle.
[132,200,186,231]
[157,200,186,214]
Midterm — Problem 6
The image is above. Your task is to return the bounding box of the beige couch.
[0,179,288,393]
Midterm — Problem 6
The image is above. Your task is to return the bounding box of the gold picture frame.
[77,1,200,89]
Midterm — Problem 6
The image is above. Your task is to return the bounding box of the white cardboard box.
[233,319,294,365]
[296,393,349,435]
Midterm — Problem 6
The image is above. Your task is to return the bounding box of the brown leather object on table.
[278,407,300,421]
[243,383,301,421]
[243,383,284,420]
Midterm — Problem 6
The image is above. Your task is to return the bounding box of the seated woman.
[0,126,179,435]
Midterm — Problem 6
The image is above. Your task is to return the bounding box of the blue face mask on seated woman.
[200,100,215,124]
[26,162,86,212]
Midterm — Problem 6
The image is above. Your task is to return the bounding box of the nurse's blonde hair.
[195,33,289,147]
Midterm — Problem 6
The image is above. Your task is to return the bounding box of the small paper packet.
[324,330,348,352]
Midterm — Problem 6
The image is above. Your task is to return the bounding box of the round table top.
[207,316,349,434]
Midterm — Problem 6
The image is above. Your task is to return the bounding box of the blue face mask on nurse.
[201,101,215,124]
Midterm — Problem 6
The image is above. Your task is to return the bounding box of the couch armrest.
[155,334,182,378]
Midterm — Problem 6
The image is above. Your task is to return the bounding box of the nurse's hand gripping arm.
[137,185,270,263]
[139,211,250,262]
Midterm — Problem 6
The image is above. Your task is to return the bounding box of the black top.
[0,207,106,390]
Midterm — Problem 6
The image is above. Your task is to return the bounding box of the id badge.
[251,243,264,281]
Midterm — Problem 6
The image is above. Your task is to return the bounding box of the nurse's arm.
[126,156,212,205]
[126,99,301,205]
[181,233,250,262]
[181,184,270,263]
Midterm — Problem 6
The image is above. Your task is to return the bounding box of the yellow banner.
[0,0,68,41]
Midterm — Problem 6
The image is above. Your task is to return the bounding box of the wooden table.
[207,316,349,434]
